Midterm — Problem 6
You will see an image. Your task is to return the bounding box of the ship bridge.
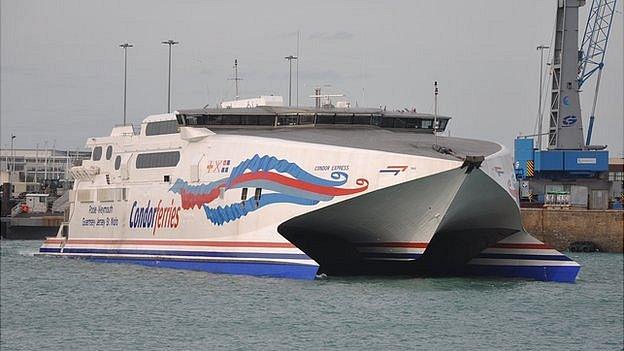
[175,106,450,133]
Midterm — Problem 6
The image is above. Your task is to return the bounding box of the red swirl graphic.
[178,172,369,210]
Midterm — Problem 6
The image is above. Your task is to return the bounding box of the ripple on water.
[1,240,622,351]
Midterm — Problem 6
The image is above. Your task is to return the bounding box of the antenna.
[228,58,243,100]
[434,81,439,146]
[309,85,343,108]
[284,55,298,106]
[296,30,300,107]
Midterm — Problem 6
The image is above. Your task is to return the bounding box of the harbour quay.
[521,208,624,253]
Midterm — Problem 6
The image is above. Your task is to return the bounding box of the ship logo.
[379,165,408,176]
[562,115,577,127]
[562,96,570,106]
[207,159,231,173]
[169,154,369,225]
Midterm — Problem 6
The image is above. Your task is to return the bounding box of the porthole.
[92,146,102,161]
[106,145,113,160]
[114,155,121,170]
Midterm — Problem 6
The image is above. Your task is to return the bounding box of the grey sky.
[1,0,623,156]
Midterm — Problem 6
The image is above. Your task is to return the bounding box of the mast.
[434,81,439,146]
[228,59,242,100]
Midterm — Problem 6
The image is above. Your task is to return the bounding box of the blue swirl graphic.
[203,193,320,225]
[228,154,348,187]
[170,154,363,225]
[170,154,348,196]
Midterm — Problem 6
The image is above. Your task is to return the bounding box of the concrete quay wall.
[521,208,624,253]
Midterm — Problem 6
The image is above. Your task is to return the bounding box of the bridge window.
[106,145,113,160]
[438,119,448,130]
[146,120,179,136]
[135,151,180,169]
[277,116,298,126]
[353,115,372,124]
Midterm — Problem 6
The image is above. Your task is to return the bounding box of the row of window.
[92,145,114,161]
[112,152,180,170]
[77,188,128,203]
[608,172,623,182]
[78,187,267,204]
[240,187,263,201]
[145,120,179,136]
[93,141,180,171]
[3,158,75,164]
[179,113,448,130]
[135,151,180,169]
[184,115,276,126]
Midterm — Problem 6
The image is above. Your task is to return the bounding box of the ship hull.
[38,238,319,279]
[465,231,581,283]
[35,118,580,282]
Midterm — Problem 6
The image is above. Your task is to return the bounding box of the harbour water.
[1,240,622,350]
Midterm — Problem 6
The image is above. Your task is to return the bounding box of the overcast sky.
[1,0,623,156]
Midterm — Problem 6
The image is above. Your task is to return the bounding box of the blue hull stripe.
[361,252,571,262]
[39,247,309,260]
[466,264,580,283]
[477,253,573,261]
[362,253,422,260]
[39,253,318,280]
[91,257,318,280]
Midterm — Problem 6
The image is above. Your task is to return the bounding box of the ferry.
[36,97,581,282]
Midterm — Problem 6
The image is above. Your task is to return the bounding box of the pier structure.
[0,148,91,197]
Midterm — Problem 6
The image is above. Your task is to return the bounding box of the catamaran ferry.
[37,97,580,282]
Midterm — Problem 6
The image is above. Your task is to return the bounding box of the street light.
[119,43,134,125]
[433,81,439,146]
[284,55,298,106]
[162,40,180,113]
[10,134,15,184]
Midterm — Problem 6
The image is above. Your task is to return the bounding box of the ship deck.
[214,127,502,161]
[176,107,501,160]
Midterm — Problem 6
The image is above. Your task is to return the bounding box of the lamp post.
[228,59,243,100]
[119,43,133,125]
[162,40,180,113]
[433,81,439,146]
[536,45,550,150]
[10,134,15,183]
[284,55,298,106]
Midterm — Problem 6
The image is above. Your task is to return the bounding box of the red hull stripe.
[490,243,552,250]
[357,242,552,250]
[43,238,295,248]
[356,242,429,248]
[43,240,550,250]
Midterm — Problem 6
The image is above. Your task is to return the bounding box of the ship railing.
[69,165,100,181]
[56,222,69,239]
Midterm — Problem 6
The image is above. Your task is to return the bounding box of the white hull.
[37,111,580,282]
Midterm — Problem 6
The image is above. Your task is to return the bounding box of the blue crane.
[577,0,618,146]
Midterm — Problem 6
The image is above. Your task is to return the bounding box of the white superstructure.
[219,96,284,109]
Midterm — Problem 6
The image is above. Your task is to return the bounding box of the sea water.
[1,240,622,350]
